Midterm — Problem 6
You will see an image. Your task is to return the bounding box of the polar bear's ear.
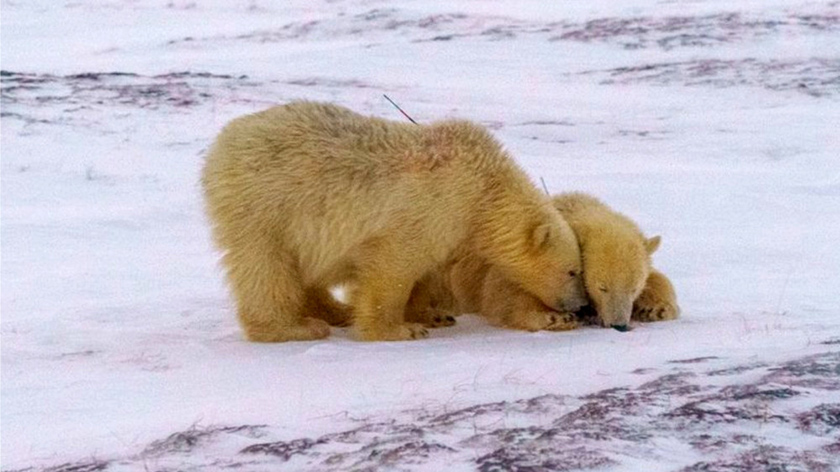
[531,223,554,250]
[645,235,662,254]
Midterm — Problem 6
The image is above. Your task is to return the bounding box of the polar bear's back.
[201,101,518,284]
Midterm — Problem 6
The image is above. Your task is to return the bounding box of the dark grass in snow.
[160,6,840,51]
[2,58,837,138]
[3,1,840,471]
[0,71,250,113]
[12,351,839,472]
[592,58,840,97]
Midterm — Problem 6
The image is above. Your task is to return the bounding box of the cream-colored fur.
[406,191,680,331]
[201,101,585,342]
[553,192,670,328]
[632,268,680,322]
[404,268,458,328]
[478,260,582,331]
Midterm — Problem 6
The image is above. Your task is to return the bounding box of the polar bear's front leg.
[352,276,429,341]
[481,268,581,332]
[505,310,580,332]
[350,242,431,342]
[404,273,457,328]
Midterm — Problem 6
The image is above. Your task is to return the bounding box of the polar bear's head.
[551,192,663,331]
[583,233,660,329]
[480,206,588,314]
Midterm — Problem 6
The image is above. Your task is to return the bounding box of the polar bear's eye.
[568,270,578,277]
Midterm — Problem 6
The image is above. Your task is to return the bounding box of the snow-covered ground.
[2,1,839,470]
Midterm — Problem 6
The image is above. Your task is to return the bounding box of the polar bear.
[201,101,586,342]
[406,192,680,331]
[552,192,679,329]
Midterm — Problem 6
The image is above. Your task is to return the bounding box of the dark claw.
[611,324,632,332]
[434,316,442,323]
[635,308,651,320]
[446,316,455,323]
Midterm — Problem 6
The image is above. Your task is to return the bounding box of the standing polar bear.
[202,101,586,342]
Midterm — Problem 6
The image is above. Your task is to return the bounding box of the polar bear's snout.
[595,295,633,330]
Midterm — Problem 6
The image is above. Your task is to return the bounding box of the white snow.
[2,0,839,470]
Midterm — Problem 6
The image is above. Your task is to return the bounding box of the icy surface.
[2,1,839,470]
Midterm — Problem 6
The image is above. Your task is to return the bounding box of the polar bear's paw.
[633,303,679,322]
[354,322,430,342]
[506,310,580,332]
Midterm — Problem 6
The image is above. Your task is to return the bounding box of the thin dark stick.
[540,177,550,195]
[383,94,418,125]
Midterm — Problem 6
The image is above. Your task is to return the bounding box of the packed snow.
[2,0,839,470]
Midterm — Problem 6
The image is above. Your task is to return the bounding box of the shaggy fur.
[406,191,680,331]
[404,269,457,328]
[201,101,585,342]
[632,269,680,322]
[553,192,678,327]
